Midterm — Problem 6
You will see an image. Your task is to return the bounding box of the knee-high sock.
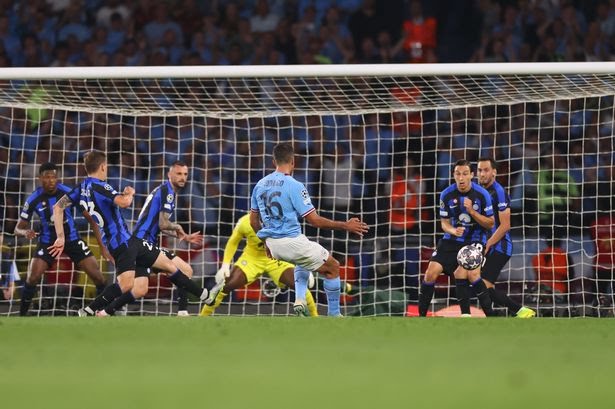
[88,283,122,312]
[323,276,341,316]
[199,291,227,316]
[20,283,37,316]
[488,287,521,314]
[306,290,318,317]
[176,287,188,311]
[471,278,494,316]
[168,270,206,299]
[294,266,310,303]
[418,281,435,317]
[95,283,106,296]
[105,291,136,315]
[455,279,471,315]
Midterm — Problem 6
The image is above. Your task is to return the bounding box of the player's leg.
[20,256,50,316]
[279,267,318,317]
[76,256,107,295]
[163,251,192,315]
[481,251,534,317]
[418,260,444,317]
[102,271,149,316]
[466,267,494,316]
[152,251,212,302]
[67,239,107,295]
[80,243,136,316]
[315,256,342,317]
[199,265,248,316]
[453,266,473,316]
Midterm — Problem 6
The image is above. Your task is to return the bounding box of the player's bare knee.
[132,278,149,298]
[467,269,481,282]
[174,258,192,277]
[453,267,468,279]
[321,257,340,279]
[424,265,441,283]
[117,273,135,292]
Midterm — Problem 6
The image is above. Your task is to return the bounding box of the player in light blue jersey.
[250,143,369,316]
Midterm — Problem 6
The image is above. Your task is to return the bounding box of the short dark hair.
[453,159,472,171]
[39,162,57,175]
[273,143,294,164]
[84,150,107,174]
[169,160,187,169]
[477,157,497,170]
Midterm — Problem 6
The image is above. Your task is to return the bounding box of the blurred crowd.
[1,0,614,68]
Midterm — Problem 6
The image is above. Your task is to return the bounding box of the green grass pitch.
[1,317,614,409]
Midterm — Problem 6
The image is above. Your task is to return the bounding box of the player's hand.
[463,198,474,214]
[215,263,231,285]
[101,246,114,264]
[123,186,135,196]
[25,230,38,240]
[47,237,65,258]
[345,218,369,237]
[182,231,204,246]
[453,227,465,237]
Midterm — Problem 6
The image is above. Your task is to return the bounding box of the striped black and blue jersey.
[67,177,131,251]
[133,181,176,243]
[485,180,513,256]
[19,183,80,244]
[438,182,493,245]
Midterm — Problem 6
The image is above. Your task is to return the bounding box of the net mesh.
[0,65,614,317]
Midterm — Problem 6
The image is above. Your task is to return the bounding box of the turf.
[1,317,613,409]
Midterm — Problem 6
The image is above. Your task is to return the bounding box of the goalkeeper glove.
[215,263,231,285]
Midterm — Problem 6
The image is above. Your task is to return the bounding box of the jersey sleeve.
[482,189,494,217]
[495,185,510,212]
[223,217,248,264]
[92,182,120,200]
[250,185,260,213]
[161,190,175,214]
[66,185,84,211]
[19,193,36,221]
[289,181,315,218]
[438,191,450,219]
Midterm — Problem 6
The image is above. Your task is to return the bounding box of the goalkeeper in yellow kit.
[200,213,318,316]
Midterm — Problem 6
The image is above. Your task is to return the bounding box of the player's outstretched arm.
[441,218,464,237]
[14,220,38,240]
[48,195,72,257]
[304,212,369,237]
[113,186,135,208]
[83,210,114,263]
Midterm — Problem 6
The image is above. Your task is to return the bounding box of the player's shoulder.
[161,181,175,195]
[441,183,457,197]
[56,182,73,193]
[472,182,490,196]
[237,213,251,225]
[26,186,44,201]
[236,214,253,233]
[283,174,306,190]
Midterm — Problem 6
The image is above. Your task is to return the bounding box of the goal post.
[0,62,614,317]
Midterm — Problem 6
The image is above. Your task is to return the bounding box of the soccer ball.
[456,244,483,270]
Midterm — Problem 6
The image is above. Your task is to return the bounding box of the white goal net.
[1,63,614,317]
